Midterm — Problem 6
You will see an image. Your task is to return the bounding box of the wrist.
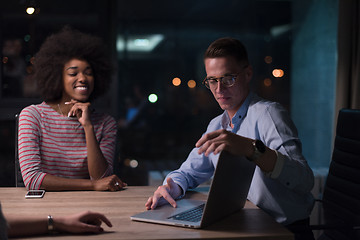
[51,216,66,233]
[172,181,184,199]
[82,123,94,130]
[175,184,183,198]
[90,179,99,191]
[247,139,266,161]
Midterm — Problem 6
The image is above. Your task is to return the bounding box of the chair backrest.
[321,108,360,240]
[15,113,24,187]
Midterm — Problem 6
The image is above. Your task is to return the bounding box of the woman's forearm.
[83,125,109,179]
[40,174,95,191]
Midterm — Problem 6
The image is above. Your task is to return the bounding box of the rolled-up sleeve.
[166,148,216,196]
[259,103,314,194]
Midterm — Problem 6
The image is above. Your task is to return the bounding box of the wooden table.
[0,186,293,240]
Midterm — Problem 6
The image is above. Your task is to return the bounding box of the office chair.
[15,113,25,187]
[310,108,360,240]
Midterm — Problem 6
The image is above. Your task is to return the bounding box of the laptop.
[130,150,256,228]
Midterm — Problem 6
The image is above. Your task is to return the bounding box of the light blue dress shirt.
[166,92,315,225]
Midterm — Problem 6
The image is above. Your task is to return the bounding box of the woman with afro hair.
[18,26,126,191]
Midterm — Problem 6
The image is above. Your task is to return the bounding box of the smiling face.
[61,58,94,102]
[205,56,252,118]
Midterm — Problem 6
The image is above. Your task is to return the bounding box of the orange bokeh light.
[272,69,284,78]
[187,80,196,88]
[264,56,273,64]
[172,77,181,86]
[264,78,272,87]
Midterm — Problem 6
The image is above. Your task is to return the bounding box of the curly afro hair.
[34,26,112,102]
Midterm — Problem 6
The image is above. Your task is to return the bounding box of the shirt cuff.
[172,180,186,199]
[265,150,285,179]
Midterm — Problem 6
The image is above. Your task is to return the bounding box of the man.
[146,37,315,240]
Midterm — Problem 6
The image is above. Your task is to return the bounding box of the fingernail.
[64,102,70,105]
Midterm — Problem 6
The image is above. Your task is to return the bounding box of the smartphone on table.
[25,190,45,199]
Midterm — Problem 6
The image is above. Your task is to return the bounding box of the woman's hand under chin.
[65,99,93,127]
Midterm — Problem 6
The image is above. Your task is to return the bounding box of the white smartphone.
[25,190,45,199]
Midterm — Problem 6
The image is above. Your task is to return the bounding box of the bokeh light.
[24,35,31,42]
[148,93,158,103]
[272,69,284,78]
[124,158,138,168]
[172,77,181,86]
[264,56,273,64]
[187,80,196,88]
[129,159,138,168]
[26,7,35,15]
[264,78,272,87]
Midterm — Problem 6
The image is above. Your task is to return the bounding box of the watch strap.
[248,140,265,161]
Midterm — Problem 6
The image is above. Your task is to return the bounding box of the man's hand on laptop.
[195,129,252,157]
[145,178,182,210]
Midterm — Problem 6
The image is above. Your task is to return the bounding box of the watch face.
[255,140,266,153]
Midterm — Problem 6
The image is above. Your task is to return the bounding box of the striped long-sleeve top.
[18,102,117,190]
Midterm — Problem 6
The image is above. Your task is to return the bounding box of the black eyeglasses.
[202,74,238,89]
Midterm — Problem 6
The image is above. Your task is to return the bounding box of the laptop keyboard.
[168,203,205,222]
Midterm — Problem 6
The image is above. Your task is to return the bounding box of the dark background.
[0,0,293,186]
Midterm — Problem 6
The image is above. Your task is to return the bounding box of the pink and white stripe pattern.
[18,102,117,190]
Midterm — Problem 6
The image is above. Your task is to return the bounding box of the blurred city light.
[264,78,272,87]
[24,35,31,42]
[272,69,284,78]
[148,93,158,103]
[124,158,139,168]
[129,159,138,168]
[116,34,164,52]
[172,77,181,86]
[26,7,35,15]
[187,80,196,88]
[264,56,273,64]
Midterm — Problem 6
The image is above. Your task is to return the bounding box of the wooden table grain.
[0,186,294,240]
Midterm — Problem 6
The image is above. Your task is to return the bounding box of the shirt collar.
[221,92,254,129]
